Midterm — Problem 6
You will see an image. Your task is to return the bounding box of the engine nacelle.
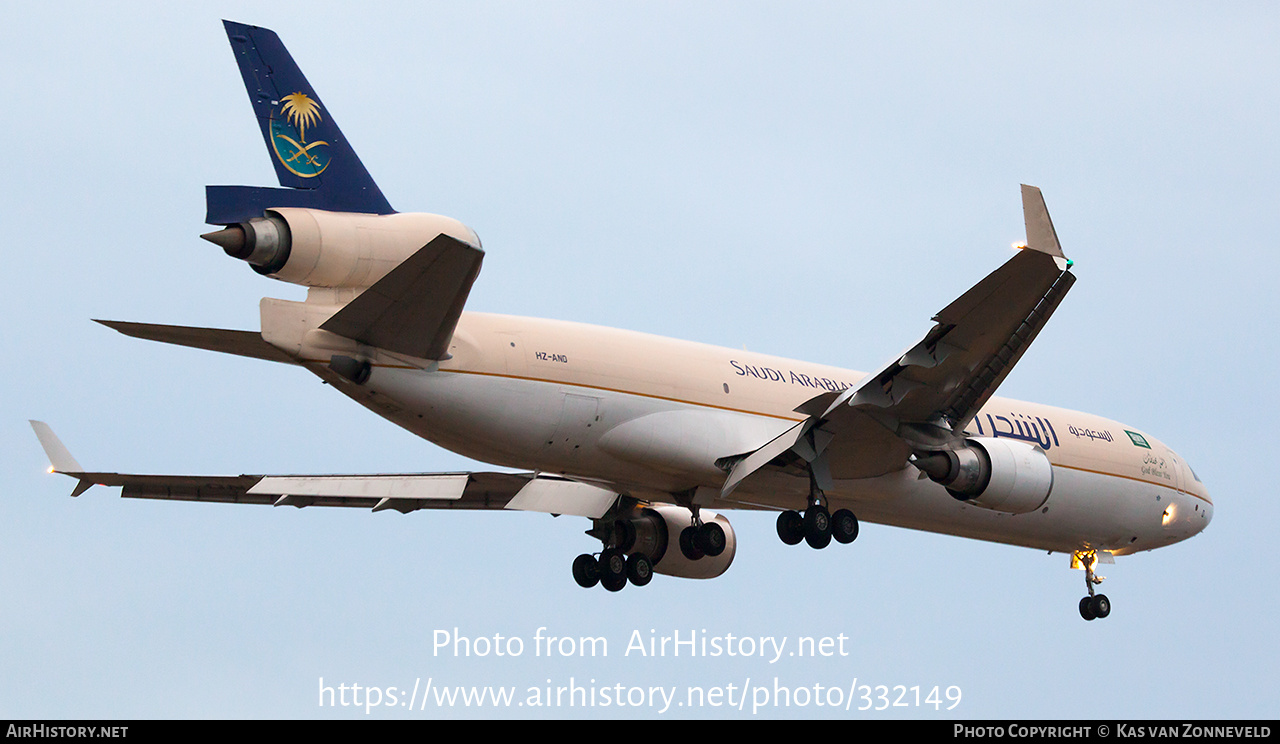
[613,505,736,580]
[914,437,1053,514]
[204,208,481,288]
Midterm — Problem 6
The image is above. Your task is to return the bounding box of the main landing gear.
[776,505,859,548]
[573,549,652,592]
[571,504,728,591]
[677,507,727,561]
[1075,550,1112,621]
[776,475,858,549]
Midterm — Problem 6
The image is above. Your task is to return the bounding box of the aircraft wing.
[724,185,1075,493]
[29,422,619,519]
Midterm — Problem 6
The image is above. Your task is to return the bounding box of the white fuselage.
[270,305,1213,558]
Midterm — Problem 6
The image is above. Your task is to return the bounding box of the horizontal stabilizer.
[320,234,484,360]
[95,320,297,364]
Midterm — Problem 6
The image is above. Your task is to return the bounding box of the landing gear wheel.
[696,522,726,556]
[601,572,627,592]
[626,554,653,586]
[803,505,832,549]
[679,526,705,561]
[1090,594,1111,619]
[572,554,600,588]
[831,509,859,544]
[1079,596,1096,621]
[599,548,627,591]
[777,510,805,545]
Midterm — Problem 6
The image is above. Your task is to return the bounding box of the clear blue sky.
[3,1,1277,718]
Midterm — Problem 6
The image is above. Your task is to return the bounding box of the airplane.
[30,20,1212,621]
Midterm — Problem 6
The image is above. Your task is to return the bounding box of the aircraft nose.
[1183,460,1212,533]
[1196,492,1213,531]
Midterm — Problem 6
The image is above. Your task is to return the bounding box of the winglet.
[1020,185,1067,261]
[30,421,84,474]
[29,421,95,496]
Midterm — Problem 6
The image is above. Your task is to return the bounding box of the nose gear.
[1075,550,1112,621]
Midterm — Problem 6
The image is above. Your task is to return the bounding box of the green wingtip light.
[1066,259,1074,268]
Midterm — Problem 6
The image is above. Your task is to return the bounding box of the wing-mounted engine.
[610,505,736,580]
[912,437,1053,514]
[202,208,481,288]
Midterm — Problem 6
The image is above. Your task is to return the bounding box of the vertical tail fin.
[206,21,394,224]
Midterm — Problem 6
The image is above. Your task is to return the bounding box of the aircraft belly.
[597,409,791,481]
[361,366,562,467]
[357,365,763,492]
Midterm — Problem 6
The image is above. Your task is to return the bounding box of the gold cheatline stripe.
[300,357,807,421]
[439,368,808,422]
[1053,462,1213,505]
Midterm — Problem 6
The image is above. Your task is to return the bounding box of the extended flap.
[504,477,620,518]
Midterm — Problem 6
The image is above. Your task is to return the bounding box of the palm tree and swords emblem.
[270,92,331,177]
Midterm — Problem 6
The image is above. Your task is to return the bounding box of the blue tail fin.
[206,21,394,224]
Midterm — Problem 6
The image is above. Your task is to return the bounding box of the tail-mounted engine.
[202,208,481,288]
[610,505,736,580]
[913,437,1054,514]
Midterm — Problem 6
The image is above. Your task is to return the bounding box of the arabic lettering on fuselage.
[1141,452,1172,481]
[728,360,856,393]
[1066,425,1114,443]
[972,412,1060,451]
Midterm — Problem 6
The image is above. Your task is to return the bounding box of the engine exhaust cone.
[201,225,248,258]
